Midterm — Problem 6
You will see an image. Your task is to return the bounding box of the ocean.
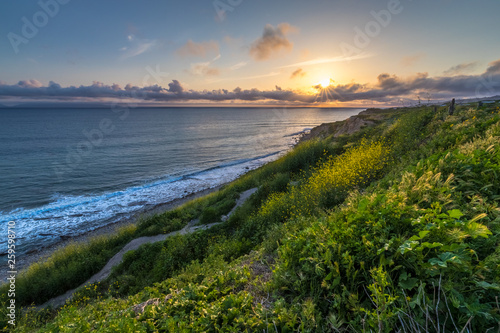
[0,107,362,255]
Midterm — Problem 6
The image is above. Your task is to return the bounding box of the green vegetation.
[2,102,500,332]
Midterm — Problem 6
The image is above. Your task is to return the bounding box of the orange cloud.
[400,53,425,66]
[290,68,306,79]
[177,40,219,57]
[249,23,298,61]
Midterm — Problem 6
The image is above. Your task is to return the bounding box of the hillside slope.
[4,101,500,332]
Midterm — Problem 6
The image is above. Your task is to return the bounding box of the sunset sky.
[1,0,500,107]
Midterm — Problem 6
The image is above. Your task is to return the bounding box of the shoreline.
[2,114,357,283]
[1,184,227,283]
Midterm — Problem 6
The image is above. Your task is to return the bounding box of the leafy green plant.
[8,103,500,332]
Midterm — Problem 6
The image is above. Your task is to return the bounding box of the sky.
[1,0,500,107]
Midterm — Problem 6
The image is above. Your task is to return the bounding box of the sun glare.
[318,78,331,88]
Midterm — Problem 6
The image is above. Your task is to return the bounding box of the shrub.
[200,206,220,224]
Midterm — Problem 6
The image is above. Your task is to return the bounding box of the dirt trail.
[40,188,257,309]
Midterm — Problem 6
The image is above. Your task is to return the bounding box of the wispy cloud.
[189,62,220,76]
[122,41,156,59]
[444,61,479,76]
[290,68,306,79]
[279,53,372,69]
[206,70,281,83]
[230,62,247,70]
[120,35,157,59]
[400,53,425,67]
[224,35,242,45]
[188,54,221,77]
[240,72,281,80]
[177,40,219,58]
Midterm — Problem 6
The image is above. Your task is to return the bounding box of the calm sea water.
[0,107,362,254]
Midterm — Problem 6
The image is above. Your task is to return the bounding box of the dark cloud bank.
[1,59,500,107]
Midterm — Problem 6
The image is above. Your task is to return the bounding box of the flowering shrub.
[259,139,391,223]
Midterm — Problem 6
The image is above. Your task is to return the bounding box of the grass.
[0,131,333,310]
[3,101,500,332]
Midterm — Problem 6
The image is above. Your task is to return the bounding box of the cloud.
[279,53,372,68]
[120,35,157,59]
[0,79,316,104]
[238,72,280,80]
[300,49,311,60]
[223,35,243,45]
[444,61,478,76]
[189,62,220,76]
[207,71,281,84]
[188,54,221,77]
[230,62,247,70]
[485,59,500,75]
[249,23,297,61]
[377,73,400,90]
[17,79,43,88]
[290,68,306,79]
[177,40,219,57]
[122,41,156,59]
[48,81,61,89]
[2,58,500,106]
[168,80,183,93]
[400,53,425,66]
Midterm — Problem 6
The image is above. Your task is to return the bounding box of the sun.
[318,77,331,88]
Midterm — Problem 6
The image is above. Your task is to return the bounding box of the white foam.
[0,151,283,254]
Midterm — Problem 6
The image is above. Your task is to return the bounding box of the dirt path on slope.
[40,188,257,309]
[2,185,230,283]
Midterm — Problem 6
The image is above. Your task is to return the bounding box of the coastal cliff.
[301,108,396,141]
[3,101,500,332]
